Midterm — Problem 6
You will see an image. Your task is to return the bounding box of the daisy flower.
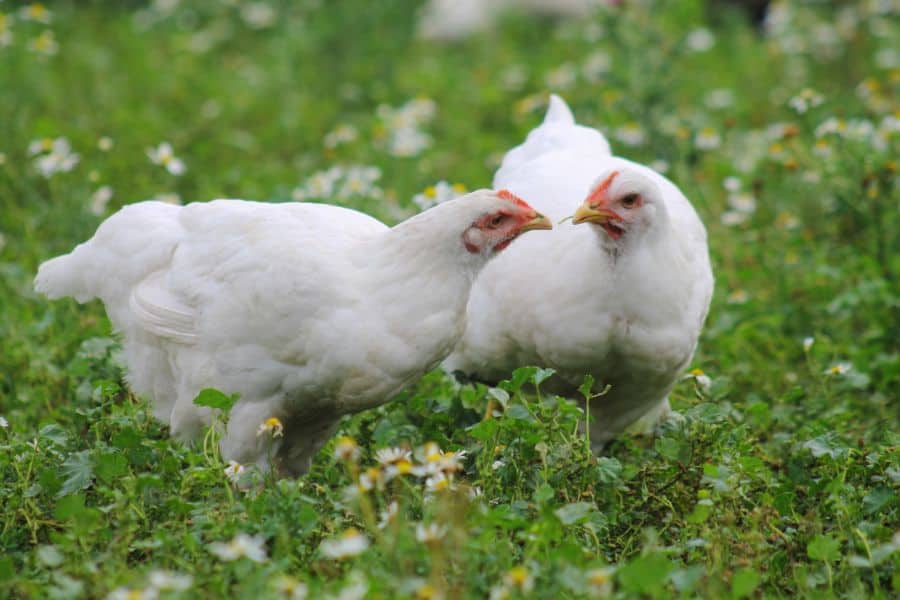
[147,142,186,176]
[224,460,245,483]
[319,528,369,559]
[208,533,268,563]
[333,436,361,463]
[257,416,284,438]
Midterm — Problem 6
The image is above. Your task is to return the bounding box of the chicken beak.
[519,213,553,233]
[572,204,617,225]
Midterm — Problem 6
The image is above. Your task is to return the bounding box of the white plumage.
[36,191,551,474]
[418,0,601,40]
[444,96,714,446]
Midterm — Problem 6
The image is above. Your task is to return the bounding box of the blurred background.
[0,1,897,598]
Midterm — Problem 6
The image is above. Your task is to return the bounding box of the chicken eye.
[621,193,639,208]
[488,215,505,228]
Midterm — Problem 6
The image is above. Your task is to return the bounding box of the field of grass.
[1,0,898,598]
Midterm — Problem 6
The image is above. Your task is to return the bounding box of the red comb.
[586,170,619,206]
[497,189,532,210]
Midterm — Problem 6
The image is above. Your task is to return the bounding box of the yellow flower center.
[507,566,530,586]
[30,4,48,19]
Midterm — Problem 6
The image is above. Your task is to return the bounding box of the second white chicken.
[445,96,714,446]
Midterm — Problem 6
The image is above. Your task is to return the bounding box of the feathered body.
[37,192,550,474]
[445,96,714,445]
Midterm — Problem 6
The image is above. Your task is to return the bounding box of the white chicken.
[418,0,601,41]
[444,96,714,447]
[36,190,551,474]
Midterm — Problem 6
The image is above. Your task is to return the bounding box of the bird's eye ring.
[622,193,639,208]
[489,215,505,228]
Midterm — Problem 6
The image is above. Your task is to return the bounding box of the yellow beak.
[519,213,553,232]
[572,204,617,225]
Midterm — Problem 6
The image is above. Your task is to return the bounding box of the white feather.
[445,95,714,446]
[36,191,532,474]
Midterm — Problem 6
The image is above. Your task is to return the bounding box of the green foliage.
[1,0,898,598]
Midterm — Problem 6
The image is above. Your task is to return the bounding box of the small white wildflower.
[0,416,8,428]
[331,575,369,600]
[875,48,898,69]
[108,587,157,600]
[489,585,510,600]
[825,362,851,376]
[404,97,437,122]
[438,449,467,474]
[582,51,612,82]
[388,127,431,157]
[491,460,505,471]
[720,210,748,226]
[240,2,276,29]
[28,30,58,55]
[375,447,411,466]
[319,528,369,559]
[307,166,341,197]
[324,124,358,149]
[776,211,800,229]
[339,165,382,199]
[357,466,382,491]
[147,570,192,592]
[503,566,534,594]
[685,27,715,52]
[256,416,284,438]
[272,575,308,599]
[415,522,447,544]
[695,127,721,150]
[705,88,735,109]
[879,115,899,135]
[98,137,114,151]
[224,461,246,483]
[208,533,267,562]
[686,368,711,391]
[146,142,186,176]
[383,458,417,481]
[412,181,466,211]
[90,186,113,216]
[425,472,450,492]
[545,63,577,90]
[585,567,615,598]
[815,117,845,138]
[333,436,361,462]
[813,139,832,157]
[802,337,814,352]
[727,192,756,214]
[378,501,399,529]
[788,89,824,114]
[19,3,52,23]
[723,176,742,192]
[31,137,79,178]
[614,123,645,147]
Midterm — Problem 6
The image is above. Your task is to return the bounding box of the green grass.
[1,0,898,598]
